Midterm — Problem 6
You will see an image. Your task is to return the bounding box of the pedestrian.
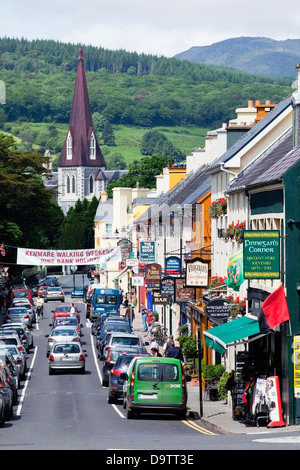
[141,302,148,333]
[162,335,174,356]
[166,340,184,362]
[125,304,135,328]
[70,302,75,316]
[118,286,124,305]
[150,345,162,357]
[36,294,44,319]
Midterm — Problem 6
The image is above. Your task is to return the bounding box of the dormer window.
[90,132,96,159]
[67,131,72,159]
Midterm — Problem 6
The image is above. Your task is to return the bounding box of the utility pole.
[197,326,203,418]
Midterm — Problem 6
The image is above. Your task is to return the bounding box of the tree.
[105,152,126,170]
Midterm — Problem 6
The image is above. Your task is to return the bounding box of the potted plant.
[208,197,227,219]
[226,295,246,317]
[208,275,227,296]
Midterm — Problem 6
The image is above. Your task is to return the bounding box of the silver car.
[1,323,34,351]
[11,299,36,324]
[101,332,148,360]
[48,342,86,375]
[46,326,81,357]
[44,287,65,303]
[5,307,33,328]
[0,345,27,381]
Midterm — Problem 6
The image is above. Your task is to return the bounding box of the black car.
[107,351,150,401]
[102,347,148,388]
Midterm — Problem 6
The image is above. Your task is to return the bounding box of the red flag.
[258,284,290,333]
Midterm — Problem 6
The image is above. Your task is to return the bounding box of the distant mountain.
[174,37,300,79]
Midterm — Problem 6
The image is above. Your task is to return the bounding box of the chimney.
[101,191,108,202]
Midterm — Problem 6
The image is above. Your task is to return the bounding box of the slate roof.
[94,199,113,223]
[206,94,292,172]
[57,49,106,168]
[227,128,300,192]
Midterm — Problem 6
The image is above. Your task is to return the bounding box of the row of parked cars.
[91,311,189,419]
[0,283,38,427]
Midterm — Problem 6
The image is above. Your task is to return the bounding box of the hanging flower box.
[224,220,246,244]
[226,295,246,318]
[208,198,227,219]
[208,275,227,296]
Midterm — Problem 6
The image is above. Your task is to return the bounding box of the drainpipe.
[219,163,238,179]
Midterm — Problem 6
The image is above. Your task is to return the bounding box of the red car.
[37,285,48,297]
[51,304,81,325]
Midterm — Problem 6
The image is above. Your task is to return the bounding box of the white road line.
[16,345,38,416]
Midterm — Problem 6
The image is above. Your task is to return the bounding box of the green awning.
[203,315,261,355]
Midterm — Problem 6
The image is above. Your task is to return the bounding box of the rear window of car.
[117,324,130,333]
[53,344,80,354]
[8,308,27,315]
[111,337,139,346]
[0,337,18,346]
[52,329,77,336]
[137,363,179,382]
[55,319,78,326]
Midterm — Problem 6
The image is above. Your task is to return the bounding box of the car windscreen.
[95,294,117,305]
[111,337,139,346]
[8,308,28,315]
[137,363,179,382]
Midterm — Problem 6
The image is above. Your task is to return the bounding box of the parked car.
[0,356,18,405]
[52,316,82,336]
[1,323,34,350]
[51,304,81,325]
[71,286,85,298]
[11,299,36,324]
[96,320,131,350]
[107,352,150,403]
[0,394,5,427]
[122,357,188,419]
[0,367,13,420]
[91,314,125,336]
[0,326,32,353]
[0,332,27,356]
[101,332,148,361]
[5,307,33,328]
[9,287,33,305]
[46,326,81,357]
[0,345,27,381]
[44,287,65,303]
[48,342,86,375]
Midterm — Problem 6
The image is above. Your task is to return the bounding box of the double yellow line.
[183,419,218,435]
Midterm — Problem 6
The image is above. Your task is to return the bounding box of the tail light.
[181,374,187,403]
[77,327,80,334]
[0,382,5,389]
[79,354,85,362]
[49,355,54,362]
[48,338,55,343]
[72,337,80,342]
[16,358,22,365]
[17,346,23,352]
[23,334,28,340]
[129,370,135,400]
[106,347,110,354]
[111,368,122,376]
[106,351,112,363]
[118,306,120,313]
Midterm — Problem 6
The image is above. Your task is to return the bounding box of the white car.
[46,326,81,357]
[0,345,27,380]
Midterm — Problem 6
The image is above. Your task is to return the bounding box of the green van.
[122,356,188,419]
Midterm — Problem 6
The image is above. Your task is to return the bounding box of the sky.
[1,0,300,57]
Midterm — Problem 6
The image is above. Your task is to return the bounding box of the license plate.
[138,394,157,399]
[60,357,73,362]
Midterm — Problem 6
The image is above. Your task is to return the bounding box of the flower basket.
[224,221,245,243]
[208,275,227,296]
[226,295,246,317]
[208,198,227,219]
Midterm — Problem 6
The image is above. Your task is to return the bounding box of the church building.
[57,48,126,214]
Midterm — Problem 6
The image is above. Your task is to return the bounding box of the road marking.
[253,436,300,444]
[183,419,218,435]
[90,331,103,385]
[16,345,38,416]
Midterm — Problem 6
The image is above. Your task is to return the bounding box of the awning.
[203,315,261,355]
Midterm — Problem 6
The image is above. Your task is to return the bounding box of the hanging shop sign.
[243,230,280,279]
[145,263,161,286]
[140,241,156,263]
[153,292,170,304]
[131,276,144,287]
[160,276,175,296]
[175,277,195,303]
[204,297,230,324]
[185,258,209,287]
[166,256,181,274]
[117,238,132,265]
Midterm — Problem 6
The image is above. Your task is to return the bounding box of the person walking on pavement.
[166,340,184,363]
[125,304,135,328]
[70,303,75,316]
[36,294,44,319]
[141,302,148,332]
[162,335,174,356]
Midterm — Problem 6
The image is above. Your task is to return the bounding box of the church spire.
[57,48,105,168]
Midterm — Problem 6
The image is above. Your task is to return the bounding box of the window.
[89,175,94,193]
[72,176,76,193]
[66,132,72,159]
[66,176,70,193]
[90,132,96,159]
[105,223,112,235]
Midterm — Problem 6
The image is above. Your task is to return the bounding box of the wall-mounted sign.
[117,238,132,265]
[174,277,195,303]
[204,297,230,324]
[185,258,209,287]
[140,241,156,263]
[160,276,175,296]
[166,256,181,274]
[145,263,161,286]
[153,292,170,304]
[131,276,144,286]
[243,230,280,279]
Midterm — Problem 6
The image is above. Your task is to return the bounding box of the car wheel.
[0,409,5,427]
[126,407,134,419]
[80,366,85,374]
[49,368,54,375]
[102,379,109,387]
[108,394,117,404]
[177,409,186,420]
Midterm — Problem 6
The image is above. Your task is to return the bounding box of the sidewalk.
[130,305,299,434]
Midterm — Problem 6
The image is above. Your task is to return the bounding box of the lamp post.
[197,326,203,418]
